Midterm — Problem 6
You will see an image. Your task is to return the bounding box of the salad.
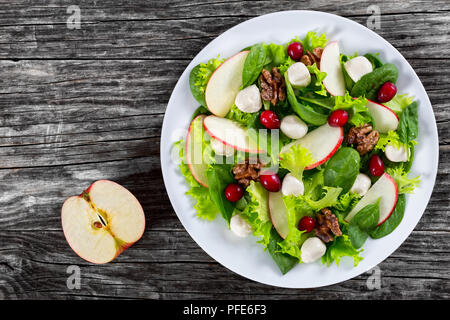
[174,31,420,275]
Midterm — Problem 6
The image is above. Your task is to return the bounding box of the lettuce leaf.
[386,167,420,194]
[279,143,315,180]
[384,93,414,114]
[374,130,405,152]
[225,104,259,128]
[333,92,371,127]
[322,234,364,267]
[302,31,329,52]
[306,64,328,96]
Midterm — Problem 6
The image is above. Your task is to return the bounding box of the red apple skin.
[61,180,146,264]
[304,127,344,170]
[366,99,399,120]
[376,173,399,226]
[186,115,209,188]
[202,121,264,154]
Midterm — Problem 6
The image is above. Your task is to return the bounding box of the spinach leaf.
[370,194,406,239]
[348,201,380,249]
[206,165,236,225]
[364,53,384,69]
[189,64,207,106]
[324,147,360,193]
[397,101,419,144]
[191,106,210,120]
[340,54,356,91]
[242,44,268,88]
[351,63,398,100]
[285,73,328,125]
[267,227,298,274]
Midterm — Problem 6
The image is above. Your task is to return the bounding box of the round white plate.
[160,10,439,288]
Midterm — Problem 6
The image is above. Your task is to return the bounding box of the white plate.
[160,10,439,288]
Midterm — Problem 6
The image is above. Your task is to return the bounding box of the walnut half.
[346,124,380,156]
[314,208,342,243]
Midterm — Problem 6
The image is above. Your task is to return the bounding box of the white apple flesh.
[320,41,346,96]
[366,100,399,133]
[345,173,398,226]
[61,180,146,264]
[280,123,344,170]
[186,115,209,187]
[203,115,263,153]
[205,51,249,117]
[268,191,289,239]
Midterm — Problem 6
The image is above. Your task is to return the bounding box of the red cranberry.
[328,109,349,127]
[287,42,303,61]
[259,171,281,192]
[224,183,244,202]
[260,110,280,129]
[377,82,397,103]
[369,155,385,177]
[298,216,316,233]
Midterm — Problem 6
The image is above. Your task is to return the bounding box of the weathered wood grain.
[0,0,449,300]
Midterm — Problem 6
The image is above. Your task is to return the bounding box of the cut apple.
[366,100,399,133]
[320,41,346,96]
[280,123,344,170]
[205,51,249,117]
[61,180,146,264]
[345,173,398,226]
[268,191,289,239]
[203,115,263,153]
[186,114,209,187]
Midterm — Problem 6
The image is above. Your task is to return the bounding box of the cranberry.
[260,110,281,129]
[287,42,303,61]
[259,171,282,192]
[298,216,316,233]
[328,109,349,127]
[377,82,397,103]
[224,183,244,202]
[369,155,385,177]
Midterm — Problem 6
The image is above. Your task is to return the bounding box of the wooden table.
[0,0,448,300]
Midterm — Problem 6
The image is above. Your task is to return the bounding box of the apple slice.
[320,41,346,96]
[280,123,344,170]
[186,114,209,187]
[61,180,146,264]
[205,51,249,117]
[345,173,398,226]
[366,100,399,133]
[203,115,263,153]
[268,191,289,239]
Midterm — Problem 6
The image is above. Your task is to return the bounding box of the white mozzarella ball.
[350,173,372,196]
[287,62,311,88]
[344,56,373,82]
[300,237,327,263]
[234,84,262,113]
[281,173,305,196]
[385,144,408,162]
[230,214,253,238]
[280,115,308,139]
[210,138,235,157]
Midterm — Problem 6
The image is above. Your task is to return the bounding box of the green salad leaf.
[302,31,329,52]
[306,64,328,96]
[370,194,406,239]
[351,63,399,100]
[348,201,380,249]
[322,234,363,267]
[279,143,315,180]
[333,92,372,127]
[384,93,414,114]
[242,43,269,88]
[268,228,298,274]
[323,147,360,194]
[206,164,236,225]
[386,167,420,194]
[189,56,223,106]
[225,104,259,127]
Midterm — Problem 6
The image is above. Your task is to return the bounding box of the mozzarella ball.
[343,56,373,82]
[385,144,408,162]
[281,173,305,196]
[210,138,235,157]
[230,214,253,238]
[287,62,311,88]
[350,173,372,196]
[301,237,327,263]
[280,115,308,139]
[234,84,262,113]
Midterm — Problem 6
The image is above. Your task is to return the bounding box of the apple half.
[366,100,399,133]
[186,114,209,187]
[203,115,263,153]
[345,173,398,226]
[320,41,346,96]
[268,191,289,239]
[205,50,249,117]
[61,180,146,264]
[280,123,344,170]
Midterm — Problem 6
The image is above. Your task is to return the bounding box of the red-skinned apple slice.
[203,115,263,153]
[320,41,346,96]
[268,191,289,239]
[366,100,399,133]
[280,123,344,170]
[345,173,398,226]
[205,51,249,117]
[186,114,209,187]
[61,180,145,264]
